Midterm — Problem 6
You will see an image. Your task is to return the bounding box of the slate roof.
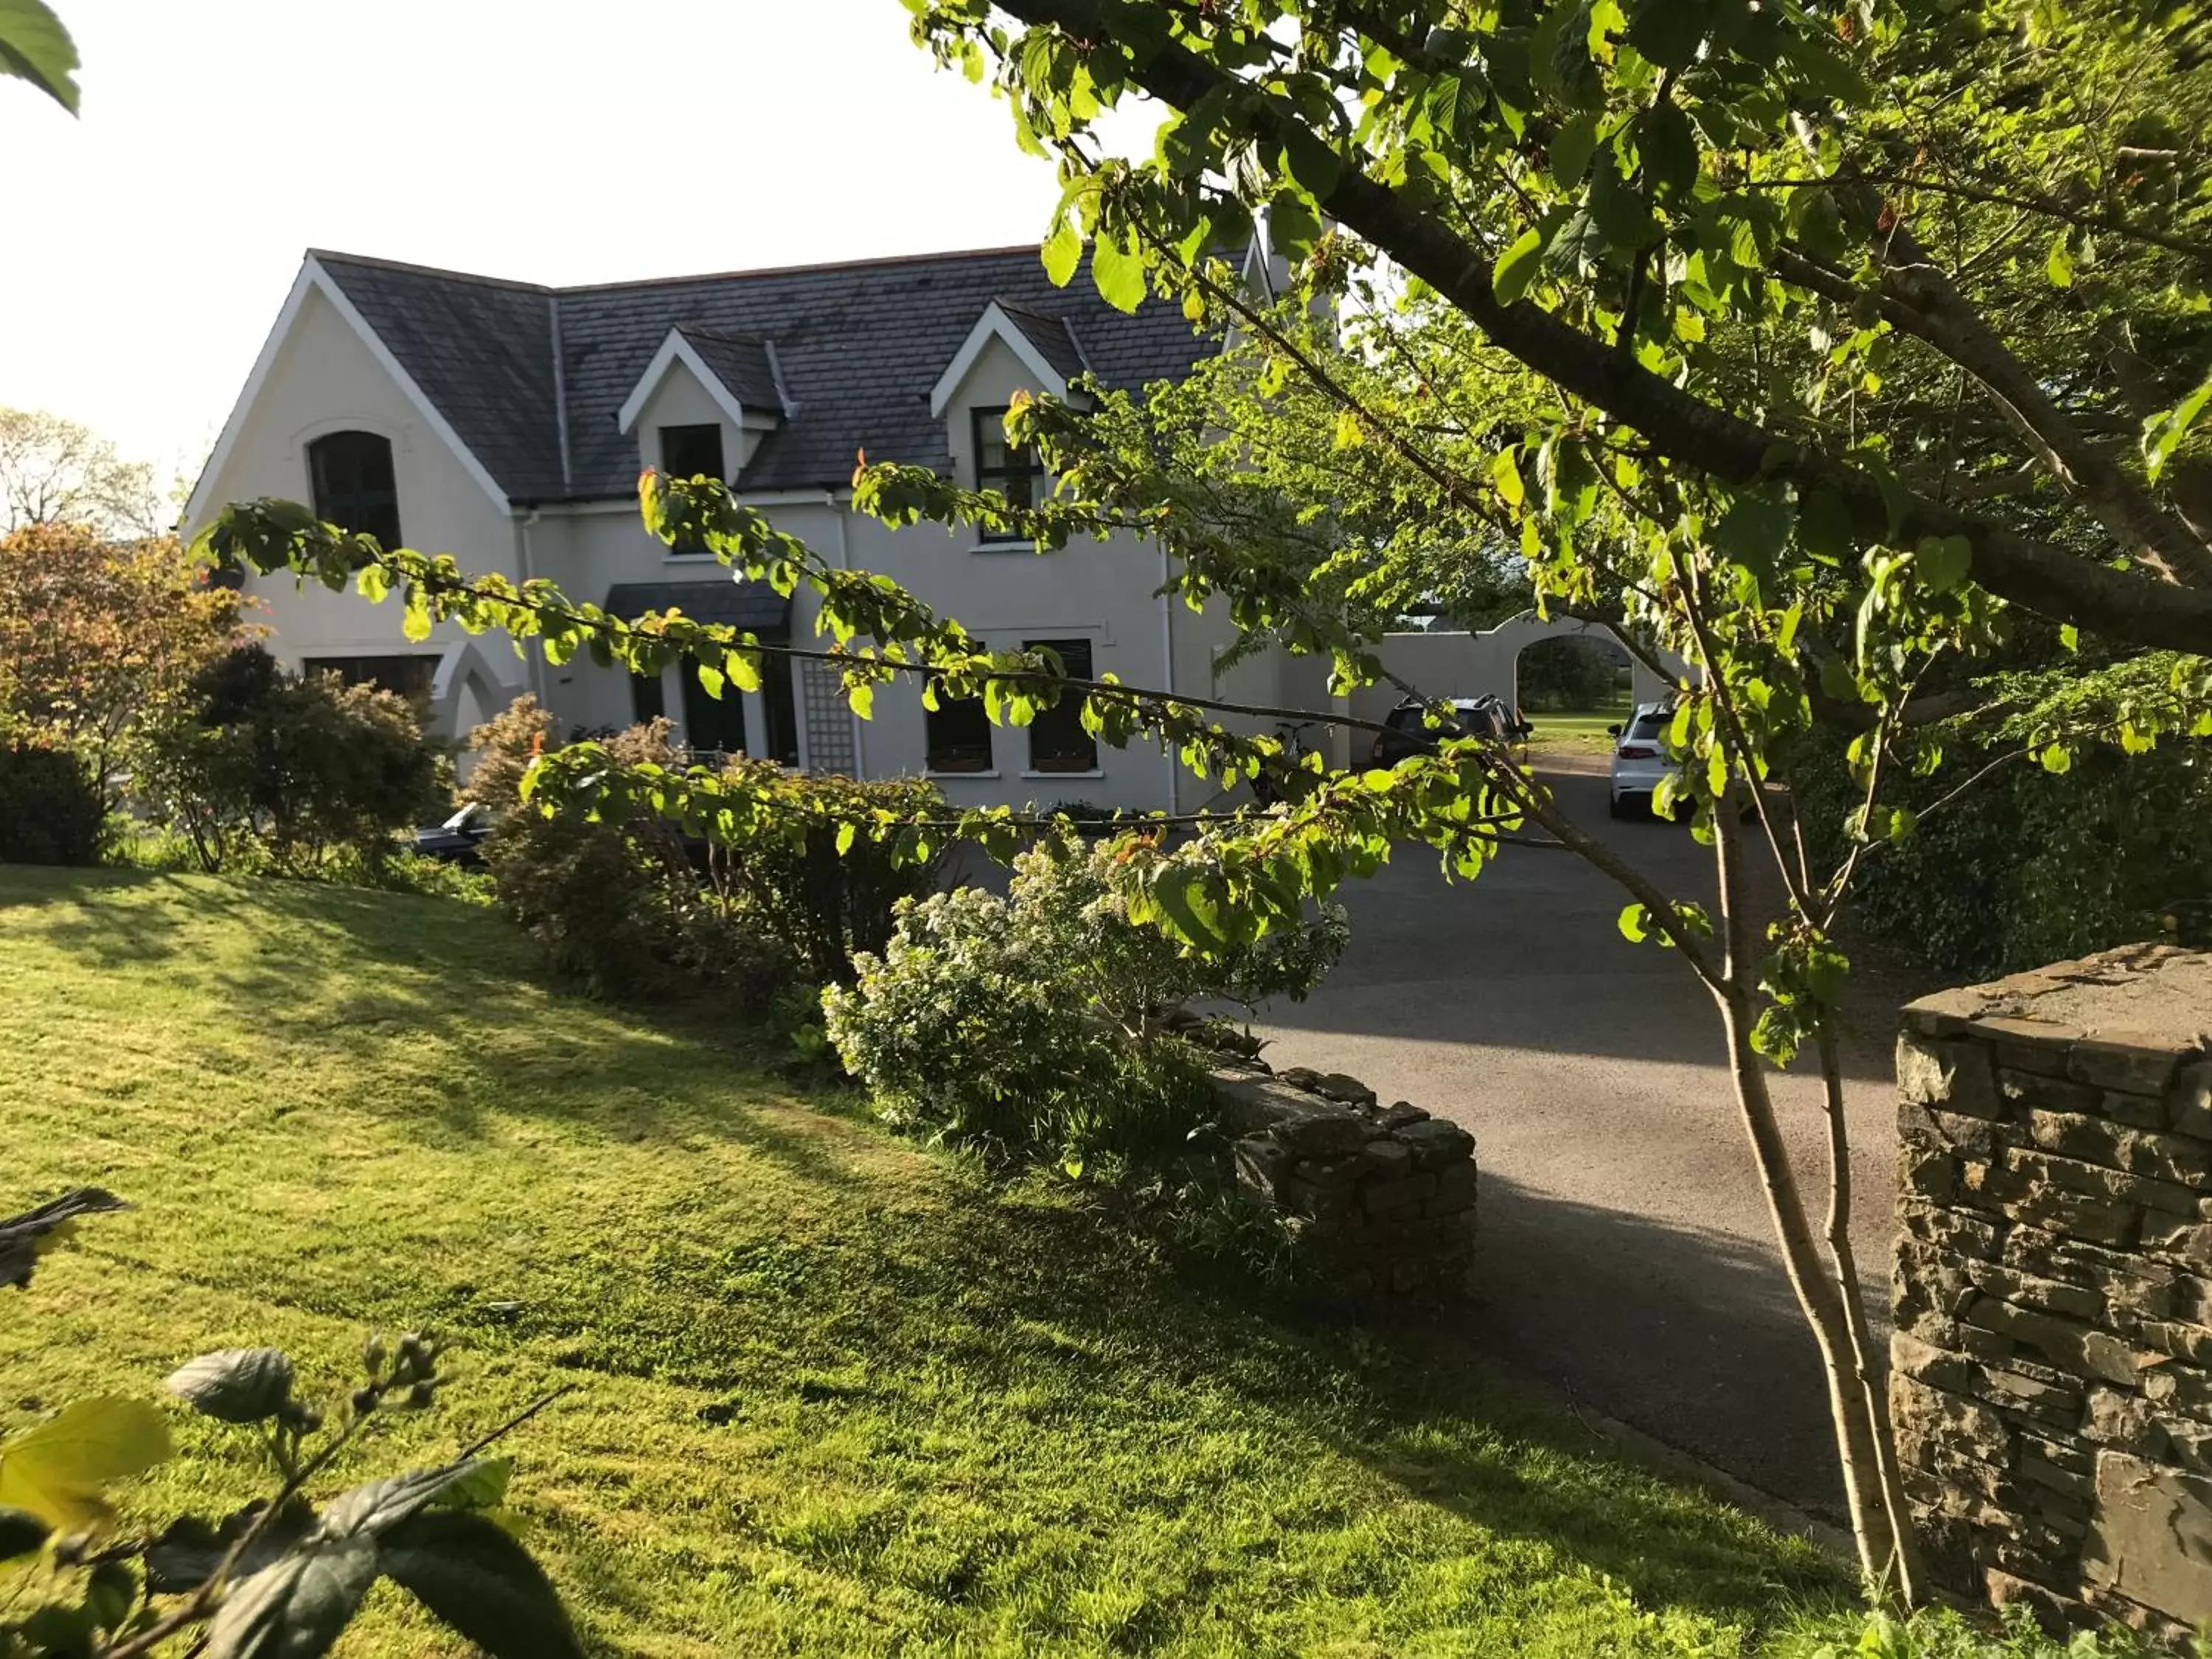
[995,298,1091,383]
[675,326,787,415]
[309,245,1214,504]
[604,580,790,636]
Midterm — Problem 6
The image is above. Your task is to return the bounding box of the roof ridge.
[549,243,1044,294]
[307,248,553,293]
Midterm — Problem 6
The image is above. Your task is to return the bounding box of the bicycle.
[1249,718,1321,807]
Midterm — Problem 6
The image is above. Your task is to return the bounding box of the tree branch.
[991,0,2212,651]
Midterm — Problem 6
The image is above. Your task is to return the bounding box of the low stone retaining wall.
[1892,943,2212,1640]
[1205,1060,1478,1298]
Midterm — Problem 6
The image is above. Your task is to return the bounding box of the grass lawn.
[1527,704,1635,753]
[0,868,1848,1655]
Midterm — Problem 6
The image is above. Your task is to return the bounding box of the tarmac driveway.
[1245,753,1904,1517]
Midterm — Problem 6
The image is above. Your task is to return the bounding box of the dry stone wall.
[1893,944,2212,1640]
[1206,1059,1478,1298]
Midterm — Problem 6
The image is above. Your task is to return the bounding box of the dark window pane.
[630,670,666,724]
[660,423,725,481]
[307,431,401,549]
[762,658,799,766]
[302,655,434,702]
[925,678,993,773]
[972,407,1043,543]
[679,665,747,757]
[1024,639,1096,773]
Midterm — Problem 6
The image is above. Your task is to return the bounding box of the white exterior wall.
[193,284,527,739]
[187,276,1293,812]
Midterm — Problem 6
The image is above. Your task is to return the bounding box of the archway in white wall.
[1512,630,1633,718]
[431,639,526,781]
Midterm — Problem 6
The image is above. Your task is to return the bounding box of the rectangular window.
[302,655,434,702]
[679,664,747,757]
[1023,639,1097,774]
[307,431,400,550]
[972,407,1043,543]
[924,678,993,773]
[659,423,726,481]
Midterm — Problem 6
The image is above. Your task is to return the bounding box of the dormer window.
[307,431,400,549]
[659,423,726,482]
[973,408,1043,543]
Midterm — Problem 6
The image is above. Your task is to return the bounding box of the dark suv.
[1369,696,1527,765]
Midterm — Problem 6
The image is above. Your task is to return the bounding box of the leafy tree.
[0,411,167,540]
[0,524,250,800]
[198,0,2212,1611]
[137,645,448,874]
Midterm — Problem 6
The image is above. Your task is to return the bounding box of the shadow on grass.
[4,866,1855,1638]
[544,1163,1856,1633]
[0,866,866,1190]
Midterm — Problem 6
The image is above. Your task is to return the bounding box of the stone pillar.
[1891,944,2212,1640]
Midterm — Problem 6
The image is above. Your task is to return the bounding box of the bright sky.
[0,0,1116,493]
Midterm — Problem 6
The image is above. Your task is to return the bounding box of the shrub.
[1797,723,2212,979]
[0,742,106,866]
[468,700,793,1004]
[824,838,1345,1172]
[702,760,949,983]
[136,645,448,874]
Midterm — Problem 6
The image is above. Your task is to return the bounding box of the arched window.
[307,431,401,549]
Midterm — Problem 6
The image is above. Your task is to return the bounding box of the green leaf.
[1149,866,1233,954]
[0,1504,50,1560]
[1549,111,1599,189]
[1639,101,1698,199]
[1617,903,1649,943]
[429,1456,512,1513]
[695,663,726,701]
[1040,218,1082,288]
[849,681,875,721]
[0,0,79,114]
[1587,143,1658,248]
[2045,232,2074,289]
[1490,448,1527,508]
[1712,495,1794,566]
[2040,742,2073,775]
[165,1349,295,1425]
[1279,125,1343,199]
[204,1536,378,1659]
[1625,0,1708,70]
[381,1511,584,1659]
[1492,227,1546,305]
[1090,233,1147,314]
[1267,190,1322,261]
[2059,624,2079,653]
[324,1462,503,1541]
[1795,486,1856,563]
[2143,370,2212,484]
[146,1499,316,1596]
[835,821,858,856]
[0,1397,171,1531]
[1914,534,1972,594]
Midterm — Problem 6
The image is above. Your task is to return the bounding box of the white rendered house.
[184,243,1302,812]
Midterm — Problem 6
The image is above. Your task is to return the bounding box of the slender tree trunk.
[1709,796,1905,1591]
[1815,1023,1924,1604]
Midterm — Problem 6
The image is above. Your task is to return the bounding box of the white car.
[1608,702,1676,819]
